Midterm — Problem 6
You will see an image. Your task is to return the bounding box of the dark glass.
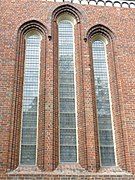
[20,34,40,165]
[59,21,77,163]
[92,40,115,166]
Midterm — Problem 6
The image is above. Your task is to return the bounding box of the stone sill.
[7,164,133,176]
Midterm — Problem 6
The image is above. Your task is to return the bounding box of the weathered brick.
[0,0,135,179]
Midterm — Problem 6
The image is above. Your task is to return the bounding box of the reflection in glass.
[92,40,116,166]
[58,21,77,163]
[20,34,40,165]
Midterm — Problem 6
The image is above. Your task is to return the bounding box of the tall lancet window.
[58,20,77,163]
[20,32,41,165]
[92,39,116,166]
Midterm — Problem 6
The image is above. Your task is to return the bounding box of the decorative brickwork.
[1,0,135,179]
[7,20,47,171]
[47,0,135,8]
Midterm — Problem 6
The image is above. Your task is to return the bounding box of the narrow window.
[20,33,41,165]
[92,40,116,166]
[58,20,77,163]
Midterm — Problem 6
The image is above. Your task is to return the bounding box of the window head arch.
[57,13,77,25]
[86,24,114,43]
[24,30,42,41]
[92,34,108,45]
[18,20,46,37]
[52,4,81,24]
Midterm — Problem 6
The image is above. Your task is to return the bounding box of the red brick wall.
[0,1,135,179]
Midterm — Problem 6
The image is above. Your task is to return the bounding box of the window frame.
[8,21,46,170]
[57,17,78,164]
[92,37,117,167]
[19,31,42,166]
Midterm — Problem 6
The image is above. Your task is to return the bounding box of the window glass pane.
[21,128,37,145]
[60,98,75,113]
[100,147,115,166]
[23,112,37,127]
[92,40,115,166]
[60,113,76,129]
[60,84,75,98]
[60,146,77,163]
[20,34,40,165]
[58,20,77,163]
[20,145,36,165]
[60,129,76,145]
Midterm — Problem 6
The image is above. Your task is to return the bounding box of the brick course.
[0,0,135,179]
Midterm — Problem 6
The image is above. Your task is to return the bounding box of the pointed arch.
[51,4,88,170]
[86,24,115,42]
[52,4,81,23]
[8,20,47,170]
[18,20,47,37]
[86,24,128,170]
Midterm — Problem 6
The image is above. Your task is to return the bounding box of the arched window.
[92,38,116,166]
[8,20,46,170]
[20,32,41,165]
[58,18,78,163]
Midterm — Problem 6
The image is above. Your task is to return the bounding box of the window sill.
[54,163,87,173]
[97,166,132,175]
[7,165,132,176]
[7,166,42,174]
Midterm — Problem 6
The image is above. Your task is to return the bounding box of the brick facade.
[0,0,135,179]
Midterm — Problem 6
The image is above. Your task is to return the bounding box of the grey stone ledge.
[47,0,135,8]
